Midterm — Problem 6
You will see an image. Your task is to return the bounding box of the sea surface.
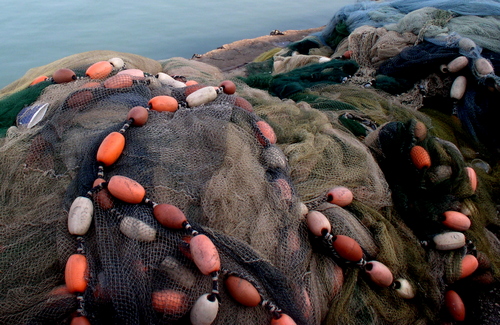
[0,0,355,89]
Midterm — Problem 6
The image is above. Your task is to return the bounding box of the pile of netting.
[1,1,500,324]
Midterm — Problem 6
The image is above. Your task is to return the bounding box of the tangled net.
[0,46,498,325]
[3,0,500,322]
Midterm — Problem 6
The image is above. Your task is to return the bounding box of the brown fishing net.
[1,46,500,325]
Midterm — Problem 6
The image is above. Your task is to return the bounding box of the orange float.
[148,95,178,112]
[465,167,477,192]
[190,234,220,275]
[153,204,187,229]
[93,178,114,210]
[70,316,91,325]
[126,106,149,126]
[442,211,471,231]
[274,178,292,200]
[326,186,353,207]
[96,132,126,167]
[65,254,88,293]
[30,75,49,86]
[234,96,253,112]
[66,90,94,109]
[86,61,113,79]
[184,84,206,96]
[459,254,479,279]
[219,80,236,94]
[331,235,363,262]
[103,74,134,89]
[342,50,353,59]
[53,68,77,83]
[410,145,431,169]
[185,80,198,86]
[225,275,261,307]
[152,289,188,315]
[271,313,297,325]
[306,211,331,237]
[80,81,101,89]
[256,120,277,145]
[107,175,145,204]
[445,290,465,321]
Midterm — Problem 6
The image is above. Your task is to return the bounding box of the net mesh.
[2,1,500,323]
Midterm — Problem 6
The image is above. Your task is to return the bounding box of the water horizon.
[0,0,355,90]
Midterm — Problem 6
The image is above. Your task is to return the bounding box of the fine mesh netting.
[3,0,500,323]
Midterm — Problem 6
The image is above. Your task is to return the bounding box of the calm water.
[0,0,354,89]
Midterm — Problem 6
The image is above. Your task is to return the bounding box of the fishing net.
[1,49,496,325]
[3,0,500,323]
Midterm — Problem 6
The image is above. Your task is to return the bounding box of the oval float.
[148,95,178,112]
[474,58,494,76]
[410,145,431,169]
[117,69,144,78]
[186,86,218,107]
[256,120,277,145]
[326,186,353,207]
[30,75,49,86]
[70,316,91,325]
[96,132,125,167]
[445,56,469,73]
[442,211,471,231]
[156,72,186,88]
[104,74,134,89]
[190,234,220,275]
[460,254,479,279]
[433,232,466,250]
[271,313,297,325]
[53,68,77,83]
[190,293,219,325]
[465,167,477,192]
[65,254,88,293]
[68,196,94,236]
[93,178,114,210]
[445,290,465,321]
[450,76,467,101]
[225,275,261,307]
[152,289,188,315]
[234,96,253,112]
[86,61,113,79]
[108,57,125,70]
[127,106,149,126]
[107,175,145,204]
[413,121,427,142]
[153,204,187,229]
[393,278,415,299]
[120,216,156,242]
[364,261,394,287]
[332,235,363,262]
[306,211,331,237]
[219,80,236,94]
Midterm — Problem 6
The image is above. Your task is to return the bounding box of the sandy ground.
[192,27,324,72]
